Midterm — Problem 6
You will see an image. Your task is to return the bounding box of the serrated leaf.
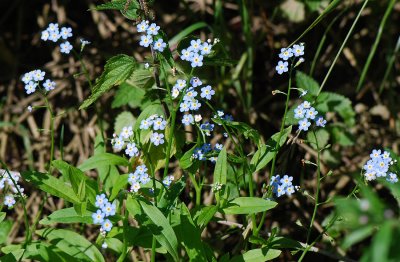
[114,111,136,135]
[316,92,356,126]
[40,208,93,225]
[79,54,136,109]
[112,83,146,109]
[296,71,319,96]
[222,197,277,215]
[126,69,155,89]
[22,171,80,204]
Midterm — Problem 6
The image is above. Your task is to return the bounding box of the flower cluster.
[21,70,56,95]
[112,125,140,157]
[363,149,398,183]
[137,20,166,52]
[41,23,73,54]
[1,170,25,209]
[192,143,223,162]
[128,164,151,193]
[270,175,299,198]
[139,114,167,146]
[276,43,305,75]
[180,39,213,68]
[92,194,116,235]
[174,77,215,126]
[294,101,326,131]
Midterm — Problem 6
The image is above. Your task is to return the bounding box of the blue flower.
[22,71,33,84]
[182,114,194,126]
[189,39,202,52]
[190,54,203,68]
[101,219,113,232]
[137,20,149,33]
[189,99,201,111]
[190,77,202,87]
[200,42,212,55]
[174,79,187,91]
[200,85,215,100]
[315,117,327,127]
[60,41,73,54]
[43,79,56,91]
[280,175,293,187]
[95,194,108,208]
[128,172,139,184]
[102,202,116,217]
[150,133,164,146]
[146,23,160,35]
[305,108,318,120]
[33,70,45,81]
[48,30,61,42]
[370,149,382,159]
[153,39,166,52]
[278,47,293,60]
[139,35,153,47]
[179,100,191,112]
[201,143,212,153]
[298,119,311,131]
[294,106,305,119]
[140,119,152,130]
[112,137,124,151]
[136,164,148,175]
[60,27,73,40]
[214,143,223,151]
[139,173,150,184]
[41,30,50,41]
[387,173,398,183]
[276,61,288,75]
[184,89,198,100]
[92,210,105,224]
[180,49,193,61]
[25,81,37,94]
[292,44,305,57]
[152,117,167,130]
[285,186,295,196]
[125,143,139,157]
[163,175,174,187]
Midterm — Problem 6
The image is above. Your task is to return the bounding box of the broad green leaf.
[0,220,12,244]
[36,228,104,262]
[0,249,24,262]
[40,208,93,225]
[342,225,374,250]
[95,0,139,10]
[230,247,281,262]
[23,242,75,261]
[110,174,128,201]
[138,199,179,261]
[222,197,277,215]
[296,71,319,96]
[371,221,392,262]
[22,171,80,204]
[169,22,209,46]
[176,204,207,261]
[194,205,218,229]
[114,111,136,135]
[78,153,128,171]
[213,147,227,201]
[307,128,330,149]
[112,83,146,109]
[250,126,292,173]
[179,145,197,170]
[330,126,355,146]
[0,212,6,223]
[126,69,154,89]
[79,54,136,109]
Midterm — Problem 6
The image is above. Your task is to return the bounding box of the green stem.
[117,211,129,262]
[43,95,55,167]
[188,172,201,206]
[306,129,321,244]
[316,0,369,97]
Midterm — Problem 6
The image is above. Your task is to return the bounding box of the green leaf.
[179,144,197,170]
[0,249,24,262]
[330,126,355,146]
[79,54,136,109]
[176,203,207,261]
[95,0,139,10]
[114,111,136,135]
[0,212,6,223]
[342,225,374,250]
[296,71,319,96]
[138,199,179,261]
[204,57,238,66]
[134,103,165,144]
[222,197,277,215]
[230,247,281,262]
[40,208,93,225]
[112,83,146,109]
[250,126,292,173]
[307,128,330,149]
[169,22,209,46]
[78,153,128,171]
[371,221,392,262]
[22,171,80,204]
[194,205,218,229]
[110,174,128,201]
[36,228,105,262]
[126,69,154,89]
[0,220,12,244]
[316,92,356,126]
[213,147,227,201]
